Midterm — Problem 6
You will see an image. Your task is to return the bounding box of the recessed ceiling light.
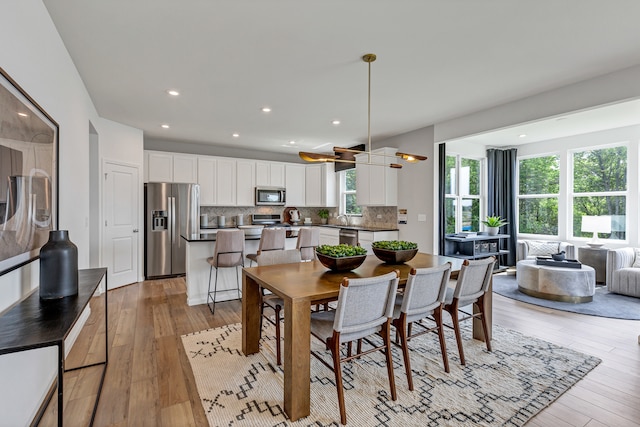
[261,107,271,113]
[519,134,527,138]
[161,124,170,129]
[17,112,28,117]
[232,133,239,138]
[166,90,180,96]
[331,120,341,125]
[289,140,296,145]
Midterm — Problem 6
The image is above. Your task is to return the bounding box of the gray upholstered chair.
[310,271,399,425]
[444,256,496,366]
[516,240,575,261]
[296,227,320,261]
[392,263,452,391]
[206,229,245,314]
[606,247,640,297]
[256,249,303,365]
[246,228,286,266]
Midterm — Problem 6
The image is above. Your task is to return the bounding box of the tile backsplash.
[200,205,398,228]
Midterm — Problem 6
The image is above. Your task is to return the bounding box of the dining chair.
[296,227,320,261]
[206,229,245,314]
[443,256,496,365]
[256,249,302,365]
[246,228,286,266]
[310,270,399,425]
[392,262,452,391]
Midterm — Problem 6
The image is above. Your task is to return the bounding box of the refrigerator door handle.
[170,196,176,243]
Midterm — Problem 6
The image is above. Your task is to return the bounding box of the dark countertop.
[181,234,297,242]
[318,224,399,232]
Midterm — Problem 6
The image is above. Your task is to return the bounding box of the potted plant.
[482,215,508,236]
[318,209,329,224]
[315,244,368,271]
[371,240,418,263]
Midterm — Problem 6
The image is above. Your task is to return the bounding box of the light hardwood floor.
[42,277,640,426]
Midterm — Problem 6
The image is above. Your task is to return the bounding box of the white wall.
[0,1,144,424]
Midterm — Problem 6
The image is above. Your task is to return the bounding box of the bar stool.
[246,228,286,266]
[207,229,245,314]
[296,227,320,261]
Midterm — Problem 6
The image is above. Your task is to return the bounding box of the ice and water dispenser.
[151,210,168,231]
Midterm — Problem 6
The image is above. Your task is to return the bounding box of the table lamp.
[581,215,612,248]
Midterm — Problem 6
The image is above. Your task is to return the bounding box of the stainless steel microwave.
[255,187,286,206]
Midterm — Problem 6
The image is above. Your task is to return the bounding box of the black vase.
[39,230,79,299]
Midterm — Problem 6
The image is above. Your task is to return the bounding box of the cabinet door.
[318,227,339,246]
[305,165,322,206]
[285,164,306,206]
[216,158,236,205]
[173,154,198,183]
[355,158,371,206]
[147,151,173,182]
[197,157,216,205]
[255,161,270,186]
[236,160,255,206]
[270,162,286,187]
[358,231,374,254]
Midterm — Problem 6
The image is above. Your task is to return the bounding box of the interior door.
[103,161,140,288]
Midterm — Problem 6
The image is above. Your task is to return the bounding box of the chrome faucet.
[337,214,351,226]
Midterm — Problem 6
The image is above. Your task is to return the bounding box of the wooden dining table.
[241,253,491,422]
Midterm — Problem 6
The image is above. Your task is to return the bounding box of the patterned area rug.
[182,321,600,426]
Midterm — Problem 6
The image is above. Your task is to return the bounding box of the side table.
[578,247,608,284]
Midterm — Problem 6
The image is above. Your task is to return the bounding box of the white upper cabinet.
[236,159,256,206]
[146,151,174,182]
[172,154,198,183]
[145,150,197,183]
[305,163,336,207]
[355,147,397,206]
[285,164,306,207]
[197,156,217,205]
[256,161,285,188]
[215,157,237,206]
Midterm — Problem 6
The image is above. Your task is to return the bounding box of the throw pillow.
[526,241,560,256]
[632,248,640,268]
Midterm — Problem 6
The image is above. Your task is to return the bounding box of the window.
[340,169,361,215]
[572,145,627,241]
[518,155,559,235]
[445,155,481,233]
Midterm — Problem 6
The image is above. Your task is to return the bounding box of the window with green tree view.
[340,169,361,215]
[518,155,559,235]
[572,145,626,241]
[445,155,481,234]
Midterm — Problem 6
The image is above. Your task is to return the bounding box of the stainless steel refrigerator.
[144,182,199,279]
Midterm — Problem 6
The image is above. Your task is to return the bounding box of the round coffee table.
[516,259,595,303]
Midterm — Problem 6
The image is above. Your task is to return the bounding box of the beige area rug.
[181,320,600,427]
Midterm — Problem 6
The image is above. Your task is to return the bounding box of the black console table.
[0,268,108,426]
[444,234,511,271]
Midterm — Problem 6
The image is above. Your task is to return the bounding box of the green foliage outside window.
[344,169,361,215]
[518,155,559,235]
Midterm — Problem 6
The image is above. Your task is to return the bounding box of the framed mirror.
[0,67,58,276]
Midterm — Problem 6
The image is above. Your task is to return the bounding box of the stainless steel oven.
[255,187,286,206]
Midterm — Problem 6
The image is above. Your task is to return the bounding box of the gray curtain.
[487,148,517,266]
[438,143,446,255]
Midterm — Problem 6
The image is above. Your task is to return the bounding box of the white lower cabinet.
[358,230,399,254]
[318,227,339,246]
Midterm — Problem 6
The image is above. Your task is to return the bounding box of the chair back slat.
[401,263,451,323]
[453,257,495,301]
[212,230,245,267]
[333,271,398,343]
[256,249,302,266]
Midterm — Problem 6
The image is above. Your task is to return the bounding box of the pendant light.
[299,53,427,168]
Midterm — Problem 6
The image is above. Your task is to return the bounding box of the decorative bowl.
[551,252,566,261]
[315,252,367,272]
[372,247,418,264]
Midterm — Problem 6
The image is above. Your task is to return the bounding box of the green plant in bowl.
[315,244,367,271]
[371,240,418,264]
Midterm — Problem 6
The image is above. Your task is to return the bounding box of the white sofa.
[516,240,575,262]
[606,248,640,297]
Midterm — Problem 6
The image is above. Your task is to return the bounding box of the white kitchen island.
[181,232,297,306]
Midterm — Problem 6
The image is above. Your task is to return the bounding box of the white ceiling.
[43,1,640,155]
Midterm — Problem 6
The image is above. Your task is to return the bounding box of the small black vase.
[39,230,79,299]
